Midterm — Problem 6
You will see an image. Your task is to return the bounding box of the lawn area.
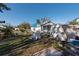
[19,41,61,56]
[14,37,54,56]
[14,43,51,56]
[0,35,31,55]
[0,37,25,48]
[0,33,62,56]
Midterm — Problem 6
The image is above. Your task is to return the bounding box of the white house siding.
[31,27,41,32]
[41,22,55,33]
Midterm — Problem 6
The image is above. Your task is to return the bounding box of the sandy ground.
[33,47,63,56]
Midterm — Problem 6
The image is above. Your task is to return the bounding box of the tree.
[36,19,41,24]
[18,22,31,32]
[0,3,11,13]
[69,19,79,25]
[1,25,14,38]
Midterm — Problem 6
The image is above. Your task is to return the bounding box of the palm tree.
[0,3,11,13]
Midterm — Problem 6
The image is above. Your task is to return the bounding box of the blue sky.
[0,3,79,26]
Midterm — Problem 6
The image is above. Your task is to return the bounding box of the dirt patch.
[21,45,44,56]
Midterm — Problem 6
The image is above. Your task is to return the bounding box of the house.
[41,20,55,33]
[31,24,41,32]
[31,18,55,33]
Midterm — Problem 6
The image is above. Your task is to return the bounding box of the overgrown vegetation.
[69,18,79,25]
[18,22,31,32]
[13,34,56,56]
[1,25,14,39]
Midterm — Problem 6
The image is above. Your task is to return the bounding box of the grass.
[51,39,67,51]
[0,33,62,56]
[0,35,32,55]
[52,41,60,50]
[0,35,29,50]
[21,44,45,56]
[15,37,54,56]
[15,43,50,56]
